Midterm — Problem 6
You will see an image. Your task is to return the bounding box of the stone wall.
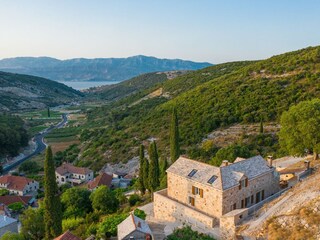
[220,208,248,240]
[167,172,223,218]
[222,171,280,215]
[154,189,218,228]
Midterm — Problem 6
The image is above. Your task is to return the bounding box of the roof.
[0,214,17,228]
[0,195,33,206]
[87,173,112,190]
[118,214,152,240]
[0,175,36,191]
[56,163,92,176]
[167,155,273,190]
[54,230,81,240]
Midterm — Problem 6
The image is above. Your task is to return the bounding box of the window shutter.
[245,178,248,187]
[262,190,265,200]
[192,186,195,194]
[239,182,242,190]
[200,189,203,198]
[191,197,195,206]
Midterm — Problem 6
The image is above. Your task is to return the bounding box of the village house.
[87,172,113,191]
[154,155,280,228]
[54,230,81,240]
[0,175,39,196]
[0,215,18,237]
[55,163,93,186]
[117,214,153,240]
[0,195,36,209]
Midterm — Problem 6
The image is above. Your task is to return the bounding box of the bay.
[59,81,121,90]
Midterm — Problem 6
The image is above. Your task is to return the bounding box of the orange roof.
[56,163,92,176]
[54,230,81,240]
[88,173,112,190]
[0,195,33,206]
[0,175,35,191]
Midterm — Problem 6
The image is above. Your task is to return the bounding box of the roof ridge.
[179,156,220,169]
[220,155,264,168]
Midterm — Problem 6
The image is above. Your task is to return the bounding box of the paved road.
[2,114,68,173]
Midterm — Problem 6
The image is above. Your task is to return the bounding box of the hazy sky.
[1,0,320,63]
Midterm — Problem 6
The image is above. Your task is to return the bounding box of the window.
[239,178,248,190]
[207,175,218,184]
[245,197,250,207]
[241,199,245,208]
[192,186,199,195]
[189,196,195,206]
[199,189,204,198]
[188,169,197,177]
[256,192,261,203]
[231,203,236,210]
[251,195,254,204]
[262,190,265,200]
[192,186,203,198]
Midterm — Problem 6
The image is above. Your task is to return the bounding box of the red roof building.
[54,230,81,240]
[87,172,112,190]
[0,175,39,196]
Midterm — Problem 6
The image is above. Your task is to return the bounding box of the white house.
[55,163,93,185]
[0,175,39,196]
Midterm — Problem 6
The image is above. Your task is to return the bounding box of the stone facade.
[154,189,218,227]
[153,155,280,230]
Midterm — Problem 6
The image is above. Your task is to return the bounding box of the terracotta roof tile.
[88,173,112,190]
[0,175,35,191]
[56,163,92,176]
[0,195,33,206]
[54,230,81,240]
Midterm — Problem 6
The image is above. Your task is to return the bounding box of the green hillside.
[78,46,320,170]
[0,71,83,111]
[88,72,171,101]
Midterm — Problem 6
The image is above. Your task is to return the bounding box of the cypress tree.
[143,157,149,192]
[44,146,62,239]
[138,145,146,195]
[148,141,160,193]
[47,107,50,118]
[170,107,180,162]
[260,118,264,134]
[159,158,168,179]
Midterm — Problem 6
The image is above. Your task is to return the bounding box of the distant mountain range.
[0,56,212,82]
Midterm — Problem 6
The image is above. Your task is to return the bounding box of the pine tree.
[260,118,264,134]
[148,141,160,193]
[170,107,180,162]
[138,145,146,195]
[44,146,62,239]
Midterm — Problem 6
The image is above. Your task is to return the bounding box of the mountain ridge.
[0,55,212,82]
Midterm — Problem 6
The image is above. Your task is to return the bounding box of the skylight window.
[207,175,218,184]
[188,169,198,177]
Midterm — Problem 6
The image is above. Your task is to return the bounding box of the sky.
[0,0,320,63]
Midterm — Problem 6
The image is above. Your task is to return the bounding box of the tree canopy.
[90,186,119,213]
[279,99,320,159]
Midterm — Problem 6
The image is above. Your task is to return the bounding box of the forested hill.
[87,71,189,101]
[0,56,212,82]
[0,71,83,111]
[78,46,320,170]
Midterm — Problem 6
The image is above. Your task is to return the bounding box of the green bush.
[166,225,215,240]
[133,209,146,220]
[128,194,141,206]
[97,213,129,237]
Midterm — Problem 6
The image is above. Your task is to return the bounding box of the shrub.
[128,194,141,206]
[134,209,146,220]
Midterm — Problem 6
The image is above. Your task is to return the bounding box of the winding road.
[2,114,68,173]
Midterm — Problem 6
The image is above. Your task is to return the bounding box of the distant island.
[0,55,212,82]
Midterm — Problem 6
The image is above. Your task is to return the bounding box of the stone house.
[55,163,93,186]
[87,172,113,191]
[117,214,153,240]
[0,175,39,196]
[154,155,280,228]
[0,214,18,237]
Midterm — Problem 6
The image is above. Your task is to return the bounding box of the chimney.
[267,156,273,167]
[222,160,229,167]
[304,160,310,170]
